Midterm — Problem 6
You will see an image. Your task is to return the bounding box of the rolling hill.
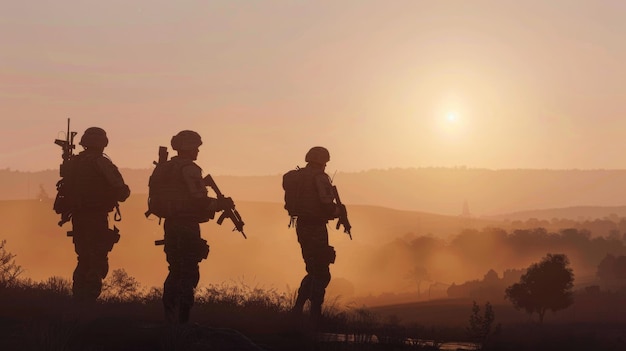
[0,195,501,299]
[5,167,626,217]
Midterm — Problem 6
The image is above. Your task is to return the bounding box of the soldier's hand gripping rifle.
[332,185,352,240]
[203,174,247,239]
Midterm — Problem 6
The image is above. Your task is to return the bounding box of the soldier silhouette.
[283,146,344,325]
[58,127,131,302]
[148,130,234,324]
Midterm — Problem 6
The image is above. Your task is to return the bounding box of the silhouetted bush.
[467,301,500,350]
[36,276,72,296]
[100,268,143,302]
[195,281,292,313]
[0,239,23,288]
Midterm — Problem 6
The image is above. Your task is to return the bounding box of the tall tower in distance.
[462,199,471,217]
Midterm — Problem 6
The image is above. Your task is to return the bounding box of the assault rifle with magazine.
[332,185,352,240]
[203,174,246,239]
[53,118,78,226]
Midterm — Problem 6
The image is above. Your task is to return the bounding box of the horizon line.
[5,165,626,175]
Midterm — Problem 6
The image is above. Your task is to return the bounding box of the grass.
[1,276,625,351]
[0,276,440,351]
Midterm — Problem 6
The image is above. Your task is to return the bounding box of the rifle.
[145,146,169,225]
[53,118,77,226]
[332,185,352,240]
[54,118,77,177]
[203,174,247,239]
[154,146,168,166]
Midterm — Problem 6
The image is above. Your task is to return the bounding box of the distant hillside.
[4,167,626,216]
[485,205,626,221]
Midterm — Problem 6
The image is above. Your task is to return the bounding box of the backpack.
[282,166,310,216]
[145,158,188,219]
[53,154,118,226]
[283,167,318,217]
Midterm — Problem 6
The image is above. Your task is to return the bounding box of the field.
[1,279,625,351]
[2,197,626,350]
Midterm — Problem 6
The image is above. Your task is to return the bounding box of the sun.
[436,110,466,141]
[446,111,458,123]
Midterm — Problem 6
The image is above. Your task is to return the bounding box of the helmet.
[171,130,202,151]
[305,146,330,165]
[79,127,108,148]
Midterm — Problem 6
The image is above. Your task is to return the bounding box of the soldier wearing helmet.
[305,146,331,165]
[287,146,341,325]
[155,130,234,324]
[67,127,130,302]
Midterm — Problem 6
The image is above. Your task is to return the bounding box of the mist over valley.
[3,166,626,308]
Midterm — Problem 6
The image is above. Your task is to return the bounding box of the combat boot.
[309,302,322,329]
[291,293,307,316]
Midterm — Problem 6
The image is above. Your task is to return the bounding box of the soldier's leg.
[73,236,105,301]
[71,213,90,301]
[72,212,109,302]
[74,254,108,301]
[82,228,113,300]
[91,246,110,299]
[72,242,92,301]
[163,265,181,323]
[178,259,200,324]
[293,274,312,314]
[295,223,331,317]
[294,225,315,314]
[163,237,183,324]
[177,225,203,324]
[163,220,202,324]
[309,263,331,322]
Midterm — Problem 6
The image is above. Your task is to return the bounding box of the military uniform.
[162,155,213,324]
[68,128,130,301]
[157,130,230,324]
[291,147,339,322]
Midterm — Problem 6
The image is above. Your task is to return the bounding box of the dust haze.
[3,175,626,307]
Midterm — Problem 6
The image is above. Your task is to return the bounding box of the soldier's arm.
[315,173,338,218]
[96,157,130,202]
[181,164,222,211]
[181,163,208,198]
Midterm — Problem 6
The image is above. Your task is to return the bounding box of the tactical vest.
[146,158,198,219]
[69,153,117,212]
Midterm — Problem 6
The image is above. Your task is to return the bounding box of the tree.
[405,265,430,299]
[0,240,23,287]
[101,268,141,301]
[505,253,574,323]
[467,301,499,350]
[597,254,626,280]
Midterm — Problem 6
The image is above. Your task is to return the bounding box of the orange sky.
[2,1,626,174]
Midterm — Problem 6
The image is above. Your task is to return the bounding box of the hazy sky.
[2,1,625,175]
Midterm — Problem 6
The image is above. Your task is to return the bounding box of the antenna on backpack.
[330,169,337,183]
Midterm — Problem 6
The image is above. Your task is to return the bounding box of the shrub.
[0,239,23,287]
